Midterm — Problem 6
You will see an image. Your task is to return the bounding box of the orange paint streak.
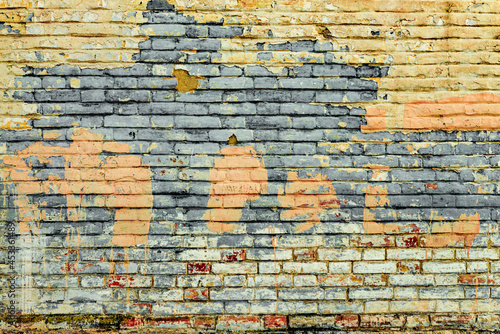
[1,128,152,247]
[361,107,386,132]
[204,146,268,232]
[363,185,481,251]
[364,93,500,132]
[278,172,343,233]
[363,185,400,234]
[423,212,480,252]
[43,131,62,140]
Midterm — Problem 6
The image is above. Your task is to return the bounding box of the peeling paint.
[204,146,267,232]
[278,171,344,233]
[1,127,152,247]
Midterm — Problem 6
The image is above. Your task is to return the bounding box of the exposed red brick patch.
[185,288,209,301]
[426,183,438,190]
[431,314,475,327]
[147,317,191,328]
[217,316,262,331]
[221,249,246,262]
[294,248,316,261]
[193,317,216,330]
[121,317,144,328]
[398,235,419,248]
[336,315,360,328]
[458,274,495,285]
[188,262,211,274]
[398,262,420,274]
[107,275,135,288]
[361,315,404,327]
[264,316,287,329]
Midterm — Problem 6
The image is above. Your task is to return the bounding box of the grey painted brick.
[13,77,42,89]
[151,90,176,102]
[140,50,185,62]
[325,78,348,90]
[312,64,356,77]
[279,288,324,300]
[209,77,254,89]
[35,90,80,102]
[289,65,313,77]
[279,130,324,141]
[74,77,114,89]
[315,91,344,103]
[208,129,253,142]
[33,116,80,128]
[356,65,381,77]
[281,103,326,115]
[208,26,244,38]
[349,288,393,299]
[254,77,278,89]
[292,117,317,129]
[114,77,137,89]
[151,116,174,128]
[151,64,174,76]
[174,143,220,154]
[151,38,176,50]
[246,116,291,129]
[105,90,150,102]
[209,103,256,115]
[138,77,177,89]
[245,65,288,77]
[291,40,315,52]
[185,25,209,38]
[42,77,66,89]
[175,116,221,128]
[176,90,222,102]
[141,24,186,36]
[104,116,150,127]
[220,66,243,76]
[348,78,379,90]
[279,78,324,89]
[314,40,334,51]
[12,90,34,102]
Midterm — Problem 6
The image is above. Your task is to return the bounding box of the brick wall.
[1,0,500,332]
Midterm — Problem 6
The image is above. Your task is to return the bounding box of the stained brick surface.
[1,0,500,332]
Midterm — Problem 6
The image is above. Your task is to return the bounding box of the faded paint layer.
[278,172,344,233]
[1,128,153,247]
[204,146,268,232]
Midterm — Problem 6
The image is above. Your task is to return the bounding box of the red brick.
[221,249,246,262]
[217,316,262,331]
[264,316,287,329]
[361,315,404,328]
[188,262,211,274]
[193,317,216,330]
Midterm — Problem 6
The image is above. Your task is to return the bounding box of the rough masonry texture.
[1,0,500,332]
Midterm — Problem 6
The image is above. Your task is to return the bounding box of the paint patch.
[173,68,201,93]
[1,128,153,247]
[203,146,268,231]
[423,212,481,251]
[278,172,345,233]
[363,185,400,234]
[364,93,500,132]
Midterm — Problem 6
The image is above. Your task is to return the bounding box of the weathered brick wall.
[1,0,500,332]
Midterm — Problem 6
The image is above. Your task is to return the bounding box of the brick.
[422,262,466,273]
[209,77,253,89]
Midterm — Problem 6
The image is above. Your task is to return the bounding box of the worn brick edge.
[1,314,499,332]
